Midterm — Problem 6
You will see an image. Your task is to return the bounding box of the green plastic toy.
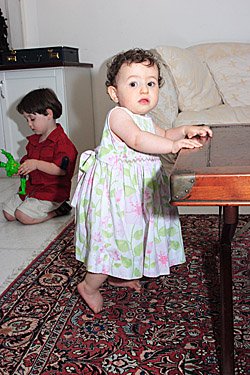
[0,149,26,195]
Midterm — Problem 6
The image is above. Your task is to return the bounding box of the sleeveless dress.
[72,107,185,279]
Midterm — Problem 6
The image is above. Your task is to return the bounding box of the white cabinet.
[0,64,95,163]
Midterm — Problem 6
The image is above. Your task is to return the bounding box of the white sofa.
[150,42,250,172]
[151,42,250,129]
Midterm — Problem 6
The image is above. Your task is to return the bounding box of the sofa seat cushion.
[174,104,250,126]
[155,46,222,112]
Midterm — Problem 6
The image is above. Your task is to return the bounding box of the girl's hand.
[186,125,213,139]
[18,159,37,175]
[171,138,204,154]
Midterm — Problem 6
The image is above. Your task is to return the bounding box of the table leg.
[219,206,238,375]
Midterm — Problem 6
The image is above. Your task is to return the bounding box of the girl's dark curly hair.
[17,88,62,119]
[105,48,163,88]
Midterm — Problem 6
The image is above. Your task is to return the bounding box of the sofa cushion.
[188,42,250,63]
[155,46,222,112]
[189,42,250,107]
[174,104,250,126]
[207,55,250,107]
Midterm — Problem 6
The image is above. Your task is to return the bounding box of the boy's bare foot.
[77,280,103,314]
[108,277,141,292]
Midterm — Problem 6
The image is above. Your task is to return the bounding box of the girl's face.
[108,61,159,115]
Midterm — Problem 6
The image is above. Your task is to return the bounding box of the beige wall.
[3,0,250,144]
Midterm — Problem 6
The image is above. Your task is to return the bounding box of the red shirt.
[20,124,78,202]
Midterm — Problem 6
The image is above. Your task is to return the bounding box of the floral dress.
[72,107,185,279]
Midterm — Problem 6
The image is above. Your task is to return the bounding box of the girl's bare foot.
[77,280,103,314]
[108,277,141,292]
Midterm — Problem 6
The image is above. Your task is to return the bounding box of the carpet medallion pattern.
[0,215,249,374]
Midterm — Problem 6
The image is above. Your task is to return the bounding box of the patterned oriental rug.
[0,215,249,375]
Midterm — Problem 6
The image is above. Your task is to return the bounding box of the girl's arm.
[109,108,203,154]
[155,123,213,141]
[18,159,66,176]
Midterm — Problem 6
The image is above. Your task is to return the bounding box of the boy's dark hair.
[16,88,62,119]
[105,48,163,88]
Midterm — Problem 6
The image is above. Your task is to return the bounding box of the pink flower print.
[129,200,143,216]
[158,252,169,266]
[119,164,124,174]
[96,246,106,263]
[112,249,121,261]
[108,159,123,174]
[105,189,110,200]
[114,223,126,237]
[107,155,114,164]
[145,242,153,255]
[87,206,93,216]
[101,215,109,226]
[92,231,102,242]
[90,176,95,185]
[115,189,122,204]
[102,265,109,274]
[107,154,120,166]
[86,174,94,185]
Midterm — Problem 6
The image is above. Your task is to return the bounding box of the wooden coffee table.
[169,124,250,375]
